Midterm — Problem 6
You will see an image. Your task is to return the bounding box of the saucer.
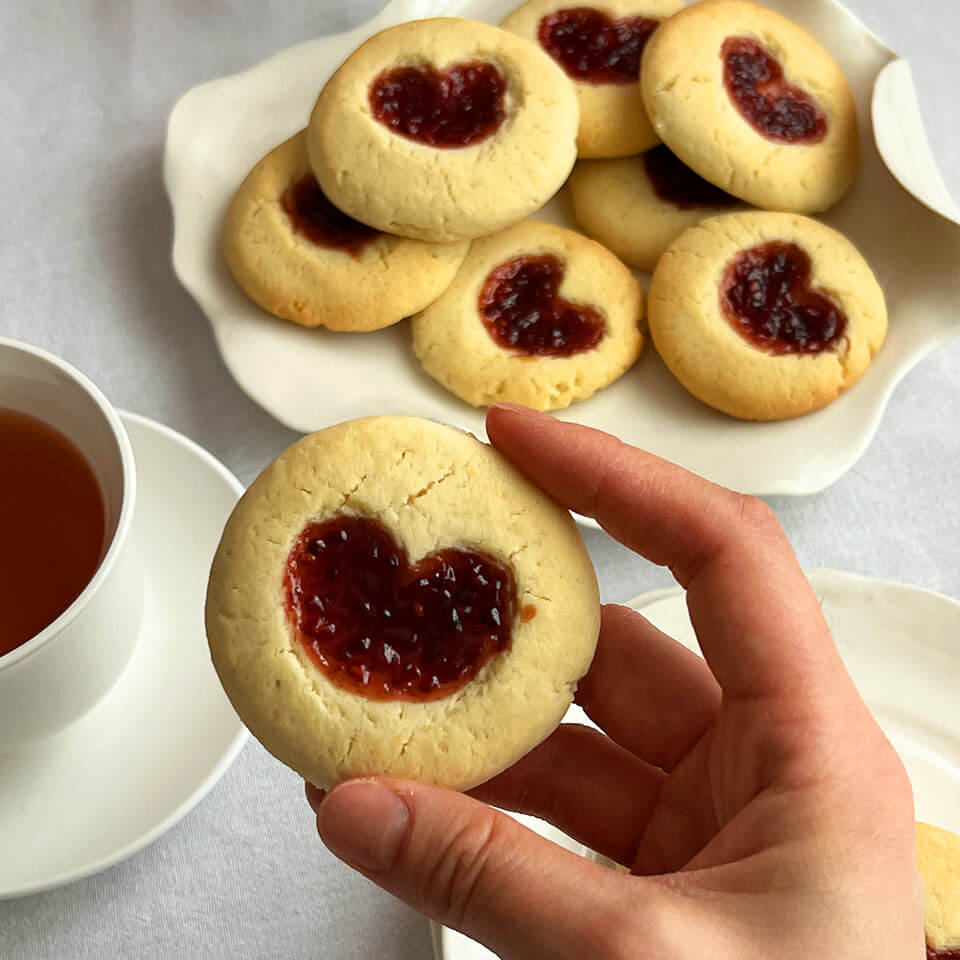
[433,568,960,959]
[0,411,247,899]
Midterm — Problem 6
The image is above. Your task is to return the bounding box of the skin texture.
[306,404,925,960]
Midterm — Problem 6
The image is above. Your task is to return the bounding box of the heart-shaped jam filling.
[284,515,516,701]
[721,37,827,144]
[280,173,380,257]
[538,8,658,85]
[928,946,960,959]
[479,254,605,356]
[643,145,739,209]
[369,61,507,148]
[720,242,846,354]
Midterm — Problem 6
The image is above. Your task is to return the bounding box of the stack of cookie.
[224,0,887,422]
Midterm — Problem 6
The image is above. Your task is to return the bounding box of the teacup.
[0,338,142,752]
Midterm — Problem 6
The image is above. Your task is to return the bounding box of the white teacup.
[0,338,142,752]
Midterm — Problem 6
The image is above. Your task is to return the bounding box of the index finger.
[486,404,851,707]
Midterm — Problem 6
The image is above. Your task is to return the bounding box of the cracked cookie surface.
[205,415,600,790]
[307,18,580,243]
[640,0,859,213]
[412,220,644,410]
[648,211,886,420]
[223,132,468,330]
[500,0,683,158]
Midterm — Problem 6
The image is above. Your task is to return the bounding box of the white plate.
[165,0,960,497]
[433,568,960,959]
[0,412,247,899]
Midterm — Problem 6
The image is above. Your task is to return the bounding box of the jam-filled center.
[720,241,846,354]
[369,61,507,147]
[928,945,960,959]
[721,36,827,144]
[538,8,658,85]
[478,254,605,356]
[284,515,516,701]
[642,145,739,209]
[280,173,380,256]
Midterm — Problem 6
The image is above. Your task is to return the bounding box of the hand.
[306,404,924,959]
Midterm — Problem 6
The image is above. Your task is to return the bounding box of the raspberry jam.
[369,61,507,147]
[538,8,658,85]
[642,146,739,209]
[280,174,379,257]
[479,254,605,356]
[720,242,846,354]
[721,37,827,144]
[284,515,516,701]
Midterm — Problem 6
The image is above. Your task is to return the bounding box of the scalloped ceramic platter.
[165,0,960,497]
[432,569,960,959]
[0,413,247,899]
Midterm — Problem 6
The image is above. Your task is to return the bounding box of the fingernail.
[489,402,543,417]
[318,779,409,872]
[304,781,325,814]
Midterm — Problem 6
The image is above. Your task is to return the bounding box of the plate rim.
[0,410,249,900]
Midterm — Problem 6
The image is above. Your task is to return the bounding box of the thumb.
[316,777,628,960]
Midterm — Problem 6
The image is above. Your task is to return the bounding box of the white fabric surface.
[1,1,958,957]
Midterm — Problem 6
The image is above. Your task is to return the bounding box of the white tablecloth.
[1,1,958,956]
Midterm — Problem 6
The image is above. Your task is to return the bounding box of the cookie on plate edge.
[223,132,468,331]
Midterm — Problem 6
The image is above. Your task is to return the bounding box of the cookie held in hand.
[206,416,600,790]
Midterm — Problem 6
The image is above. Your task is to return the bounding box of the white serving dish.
[165,0,960,496]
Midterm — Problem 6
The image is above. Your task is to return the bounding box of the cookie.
[222,132,468,331]
[205,416,600,791]
[412,220,644,410]
[569,145,743,272]
[307,18,580,243]
[917,823,960,957]
[647,211,886,420]
[500,0,683,158]
[640,0,859,213]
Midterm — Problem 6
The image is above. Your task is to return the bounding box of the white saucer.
[433,568,960,959]
[0,411,247,899]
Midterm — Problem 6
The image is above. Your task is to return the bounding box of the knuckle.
[733,492,782,538]
[419,811,505,929]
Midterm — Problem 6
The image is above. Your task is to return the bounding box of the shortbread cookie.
[648,211,886,420]
[206,416,600,791]
[917,823,960,958]
[501,0,683,158]
[641,0,859,212]
[307,18,580,243]
[223,132,468,330]
[569,146,742,272]
[412,220,644,410]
